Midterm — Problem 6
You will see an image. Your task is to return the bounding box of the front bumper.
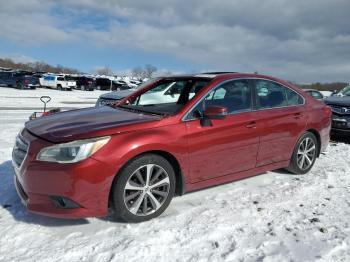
[331,114,350,133]
[12,129,116,219]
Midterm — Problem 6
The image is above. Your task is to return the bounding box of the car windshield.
[117,78,210,115]
[339,86,350,96]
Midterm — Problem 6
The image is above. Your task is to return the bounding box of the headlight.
[37,136,110,163]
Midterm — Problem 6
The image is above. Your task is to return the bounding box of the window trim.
[253,79,304,110]
[182,77,305,122]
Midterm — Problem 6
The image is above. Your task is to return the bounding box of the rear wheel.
[111,154,176,223]
[287,132,318,174]
[80,85,85,91]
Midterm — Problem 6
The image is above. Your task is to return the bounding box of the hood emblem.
[342,107,349,113]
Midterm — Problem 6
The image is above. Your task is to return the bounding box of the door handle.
[245,121,257,129]
[294,112,303,119]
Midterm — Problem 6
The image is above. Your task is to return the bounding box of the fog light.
[50,196,81,209]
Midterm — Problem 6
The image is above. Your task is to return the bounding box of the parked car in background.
[96,89,135,106]
[13,72,331,222]
[95,79,154,106]
[0,71,39,89]
[95,77,130,91]
[67,76,95,91]
[324,85,350,134]
[303,89,324,100]
[319,91,333,98]
[40,75,76,91]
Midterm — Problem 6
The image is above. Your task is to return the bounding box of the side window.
[311,91,323,100]
[255,80,288,109]
[189,79,252,118]
[211,88,226,99]
[57,77,65,81]
[285,87,304,105]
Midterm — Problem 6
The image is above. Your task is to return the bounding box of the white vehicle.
[136,81,203,105]
[40,75,76,90]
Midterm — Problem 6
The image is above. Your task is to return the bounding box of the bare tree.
[131,66,144,79]
[0,57,81,74]
[96,66,113,76]
[144,64,157,78]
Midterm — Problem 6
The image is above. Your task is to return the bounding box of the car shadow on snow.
[331,134,350,144]
[0,160,89,227]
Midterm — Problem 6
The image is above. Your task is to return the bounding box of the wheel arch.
[108,150,186,208]
[306,128,321,157]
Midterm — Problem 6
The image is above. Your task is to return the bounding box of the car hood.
[100,89,135,100]
[25,106,161,143]
[324,96,350,106]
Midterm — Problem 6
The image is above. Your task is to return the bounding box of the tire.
[96,86,101,90]
[57,85,62,91]
[80,85,85,91]
[286,132,318,175]
[111,154,176,223]
[16,82,23,90]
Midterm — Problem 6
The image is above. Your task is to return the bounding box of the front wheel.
[287,132,318,174]
[111,154,176,223]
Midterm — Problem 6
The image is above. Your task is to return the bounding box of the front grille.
[12,135,29,168]
[329,104,350,115]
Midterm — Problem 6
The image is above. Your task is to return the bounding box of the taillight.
[323,106,332,117]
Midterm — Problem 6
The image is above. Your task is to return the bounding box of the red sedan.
[12,73,331,222]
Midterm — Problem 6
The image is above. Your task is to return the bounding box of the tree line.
[300,82,348,92]
[0,58,80,74]
[1,57,348,88]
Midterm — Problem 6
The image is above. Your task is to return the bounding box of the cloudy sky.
[0,0,349,82]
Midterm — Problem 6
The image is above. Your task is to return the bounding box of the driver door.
[185,79,260,183]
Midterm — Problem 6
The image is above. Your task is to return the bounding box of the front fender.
[91,124,189,191]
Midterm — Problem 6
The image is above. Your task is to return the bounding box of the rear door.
[253,79,306,166]
[185,79,260,182]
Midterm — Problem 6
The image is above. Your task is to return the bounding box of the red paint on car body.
[13,73,331,218]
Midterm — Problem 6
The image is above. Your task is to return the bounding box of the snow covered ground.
[0,87,350,262]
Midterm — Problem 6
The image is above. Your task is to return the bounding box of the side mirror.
[204,106,228,119]
[200,106,228,127]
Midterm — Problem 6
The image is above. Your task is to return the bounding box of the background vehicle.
[0,71,39,89]
[324,85,350,134]
[95,79,154,106]
[95,77,130,91]
[303,89,324,100]
[95,81,205,106]
[67,76,95,91]
[40,75,76,90]
[12,73,331,223]
[96,89,135,106]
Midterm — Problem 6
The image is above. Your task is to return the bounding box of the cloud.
[0,0,73,44]
[1,0,350,82]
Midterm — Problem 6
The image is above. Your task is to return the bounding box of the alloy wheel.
[124,164,170,216]
[297,137,316,170]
